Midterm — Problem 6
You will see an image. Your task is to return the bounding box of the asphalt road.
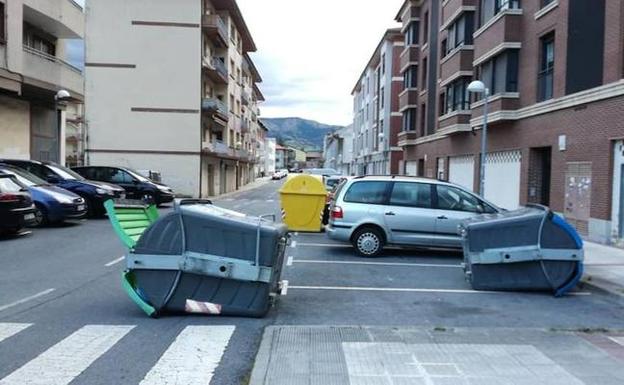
[1,179,624,384]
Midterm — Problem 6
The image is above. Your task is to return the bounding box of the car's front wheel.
[352,227,384,257]
[33,205,48,227]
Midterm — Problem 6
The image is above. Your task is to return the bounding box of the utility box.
[279,174,327,232]
[460,205,584,297]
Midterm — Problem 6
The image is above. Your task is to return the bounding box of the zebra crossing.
[0,323,236,385]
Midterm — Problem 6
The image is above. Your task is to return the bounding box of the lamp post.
[55,90,71,165]
[467,80,489,198]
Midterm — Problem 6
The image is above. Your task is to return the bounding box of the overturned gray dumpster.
[110,199,289,318]
[460,205,583,297]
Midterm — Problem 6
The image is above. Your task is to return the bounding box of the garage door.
[405,161,418,176]
[449,155,475,191]
[484,150,521,210]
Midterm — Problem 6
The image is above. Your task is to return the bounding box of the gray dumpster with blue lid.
[122,199,289,318]
[460,205,583,296]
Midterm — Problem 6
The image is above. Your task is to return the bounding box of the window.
[380,87,385,108]
[437,158,446,180]
[402,108,417,131]
[479,0,521,26]
[420,103,426,135]
[381,53,386,75]
[423,11,429,44]
[538,33,555,101]
[541,0,555,7]
[0,3,5,42]
[389,182,432,208]
[446,12,474,55]
[441,39,447,57]
[23,23,56,55]
[421,57,428,86]
[344,181,391,204]
[477,50,519,96]
[445,77,471,113]
[405,21,419,46]
[439,92,446,116]
[436,185,485,213]
[404,65,418,89]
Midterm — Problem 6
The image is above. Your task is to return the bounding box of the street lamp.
[467,80,489,198]
[55,90,71,165]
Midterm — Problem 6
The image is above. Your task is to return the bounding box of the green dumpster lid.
[279,174,327,196]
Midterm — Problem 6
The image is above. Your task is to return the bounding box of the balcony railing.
[242,89,251,106]
[202,14,228,47]
[202,98,228,117]
[22,45,83,95]
[203,140,230,155]
[203,56,228,84]
[241,119,250,133]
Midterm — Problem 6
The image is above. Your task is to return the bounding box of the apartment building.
[263,137,276,176]
[323,124,354,175]
[351,28,404,176]
[395,0,624,244]
[85,0,264,197]
[0,0,84,164]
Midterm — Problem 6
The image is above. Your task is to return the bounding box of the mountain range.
[261,117,344,150]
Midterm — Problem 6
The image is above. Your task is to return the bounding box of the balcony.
[202,14,228,48]
[241,119,250,133]
[241,89,251,106]
[440,46,474,85]
[399,89,419,112]
[202,98,229,120]
[400,46,420,73]
[397,130,420,147]
[441,0,478,24]
[22,46,84,96]
[473,7,523,62]
[203,140,230,156]
[203,57,228,84]
[23,0,84,39]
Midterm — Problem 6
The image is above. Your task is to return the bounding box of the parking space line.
[105,256,125,267]
[0,289,56,313]
[286,256,294,266]
[287,285,591,296]
[293,260,462,268]
[289,241,297,248]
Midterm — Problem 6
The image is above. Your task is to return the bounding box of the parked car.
[72,166,174,206]
[326,176,500,256]
[0,174,37,234]
[0,159,124,217]
[272,169,289,180]
[0,165,87,226]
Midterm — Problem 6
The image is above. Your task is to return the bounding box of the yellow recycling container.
[279,174,327,232]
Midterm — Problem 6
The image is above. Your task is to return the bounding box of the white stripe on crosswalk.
[0,323,32,344]
[140,325,235,385]
[0,325,134,385]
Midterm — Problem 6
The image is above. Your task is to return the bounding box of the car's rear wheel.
[33,205,48,227]
[352,227,384,257]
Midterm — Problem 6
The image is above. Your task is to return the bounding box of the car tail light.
[330,206,343,219]
[0,193,20,203]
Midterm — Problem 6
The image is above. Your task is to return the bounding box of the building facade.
[395,0,624,244]
[323,124,354,175]
[351,28,404,176]
[0,0,84,165]
[85,0,264,197]
[264,137,276,176]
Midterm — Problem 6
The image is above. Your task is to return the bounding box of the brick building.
[394,0,624,245]
[351,29,404,176]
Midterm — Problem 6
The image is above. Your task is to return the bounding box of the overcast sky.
[72,0,403,126]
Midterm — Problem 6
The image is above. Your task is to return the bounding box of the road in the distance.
[1,178,624,385]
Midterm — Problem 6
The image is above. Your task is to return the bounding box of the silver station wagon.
[326,176,500,256]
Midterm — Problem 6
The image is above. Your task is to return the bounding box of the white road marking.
[266,199,274,202]
[0,325,134,385]
[0,288,56,313]
[286,256,294,266]
[290,240,297,248]
[609,337,624,346]
[0,323,32,344]
[294,259,462,268]
[104,256,125,267]
[280,280,289,296]
[297,242,352,248]
[287,285,591,296]
[140,325,235,385]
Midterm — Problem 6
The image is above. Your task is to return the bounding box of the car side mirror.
[476,204,485,214]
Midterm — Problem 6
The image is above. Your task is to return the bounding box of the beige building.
[85,0,264,197]
[0,0,84,164]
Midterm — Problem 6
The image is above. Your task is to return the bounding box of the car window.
[46,164,84,181]
[436,185,484,213]
[0,177,23,193]
[0,168,45,187]
[389,182,432,208]
[74,167,93,180]
[343,181,390,204]
[109,169,134,184]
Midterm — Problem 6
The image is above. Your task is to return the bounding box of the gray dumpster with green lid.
[109,199,289,318]
[460,204,584,297]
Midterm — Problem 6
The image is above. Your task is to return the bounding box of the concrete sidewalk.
[583,242,624,296]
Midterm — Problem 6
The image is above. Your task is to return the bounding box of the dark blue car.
[0,165,87,226]
[0,160,125,217]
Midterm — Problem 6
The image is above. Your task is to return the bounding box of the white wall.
[0,95,30,159]
[85,0,202,196]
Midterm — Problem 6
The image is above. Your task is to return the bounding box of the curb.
[212,178,272,200]
[247,326,276,385]
[580,275,624,299]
